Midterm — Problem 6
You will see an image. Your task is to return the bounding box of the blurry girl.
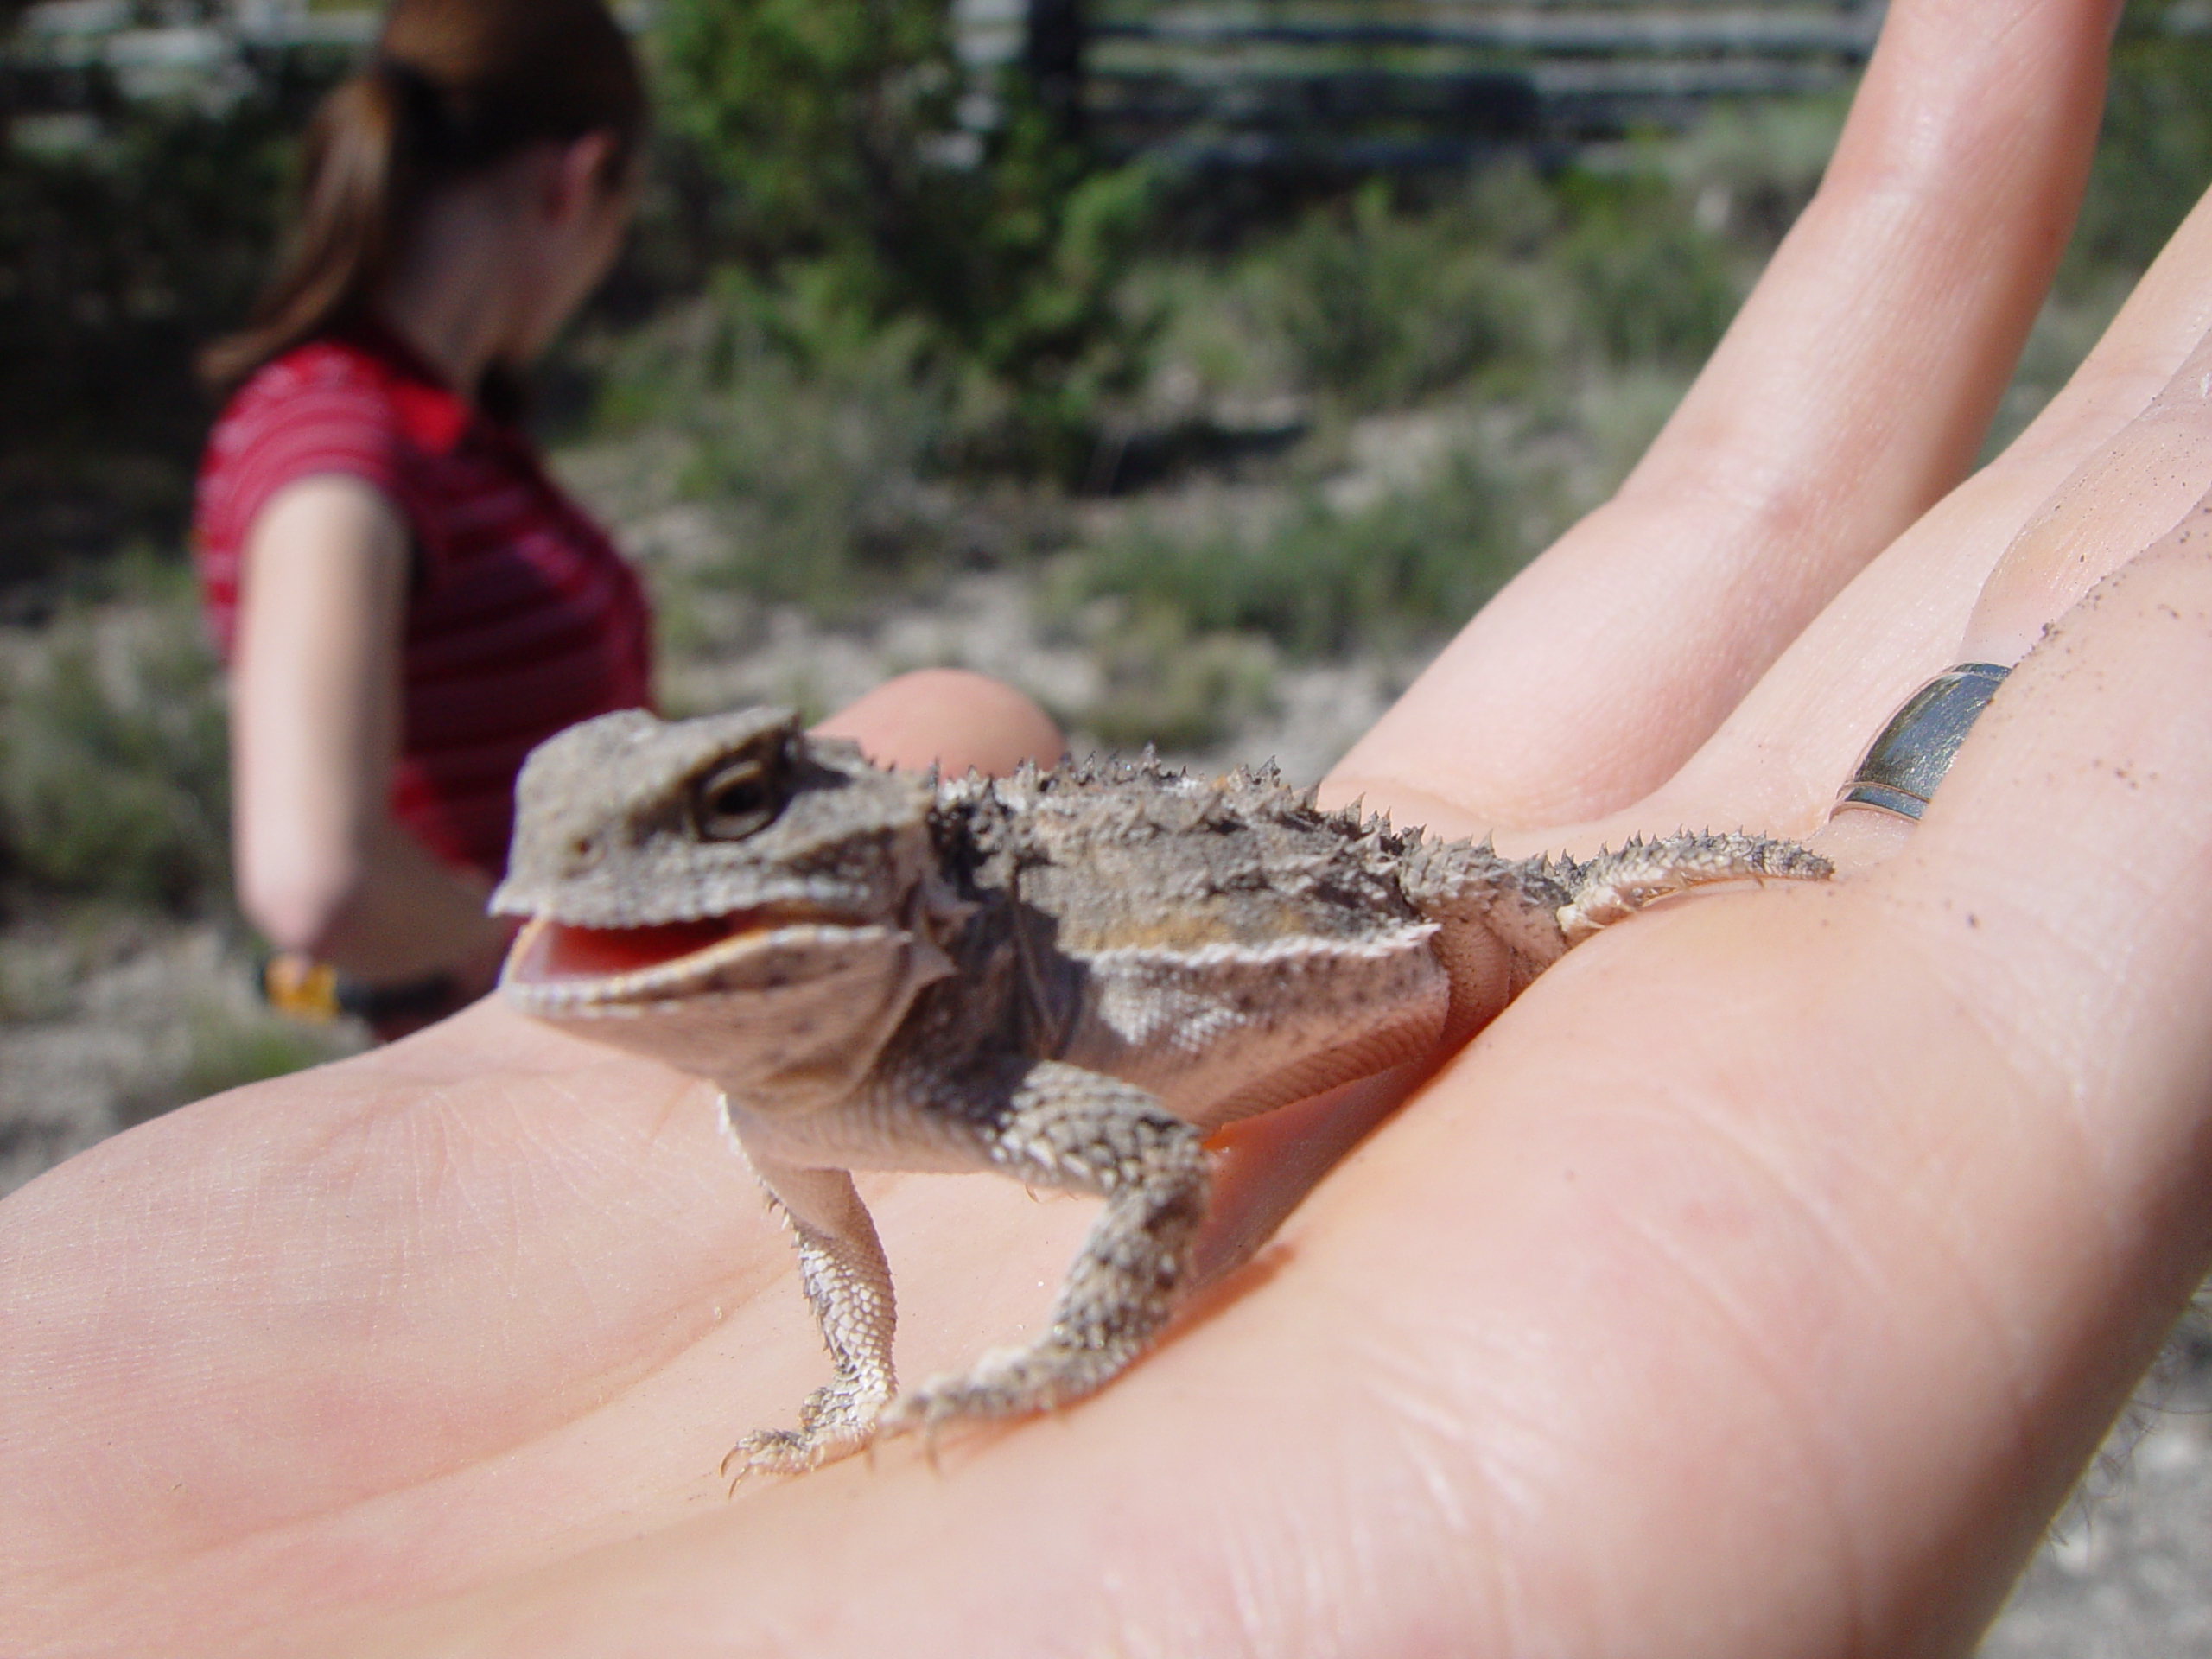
[194,0,651,1035]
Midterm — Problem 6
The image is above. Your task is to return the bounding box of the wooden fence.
[957,0,1885,165]
[6,0,1884,167]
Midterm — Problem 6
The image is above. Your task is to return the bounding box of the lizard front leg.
[728,1148,899,1477]
[875,1059,1208,1441]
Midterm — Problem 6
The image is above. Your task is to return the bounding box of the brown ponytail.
[199,0,645,396]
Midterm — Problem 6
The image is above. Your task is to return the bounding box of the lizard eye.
[694,738,789,840]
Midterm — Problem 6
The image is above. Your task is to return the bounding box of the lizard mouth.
[501,906,872,1010]
[509,913,760,982]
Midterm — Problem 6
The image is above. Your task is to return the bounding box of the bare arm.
[229,474,514,988]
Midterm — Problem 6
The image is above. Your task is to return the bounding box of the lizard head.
[490,706,953,1095]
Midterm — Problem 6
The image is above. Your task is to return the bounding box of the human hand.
[7,0,2211,1653]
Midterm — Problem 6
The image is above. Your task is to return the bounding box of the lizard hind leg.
[1557,831,1832,945]
[874,1060,1208,1443]
[726,1157,899,1478]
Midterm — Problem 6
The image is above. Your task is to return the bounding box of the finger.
[1777,514,2212,1632]
[1553,186,2212,858]
[1906,511,2212,1242]
[1326,529,2212,1654]
[814,669,1063,776]
[1476,507,2212,1652]
[1335,0,2120,830]
[1962,321,2212,666]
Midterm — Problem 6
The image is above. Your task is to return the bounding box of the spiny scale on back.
[931,746,1531,955]
[493,704,1830,1476]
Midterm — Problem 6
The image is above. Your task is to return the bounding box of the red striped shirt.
[194,325,654,878]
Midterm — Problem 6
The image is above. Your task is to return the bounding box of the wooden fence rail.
[5,0,1885,168]
[963,0,1885,163]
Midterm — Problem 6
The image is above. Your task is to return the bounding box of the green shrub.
[0,95,302,587]
[1554,169,1738,367]
[152,997,359,1122]
[1658,95,1847,249]
[652,0,963,270]
[2065,6,2212,280]
[1254,178,1532,408]
[1073,443,1525,658]
[673,293,955,610]
[0,572,231,912]
[0,87,302,519]
[649,0,1160,477]
[1077,605,1275,753]
[938,140,1162,476]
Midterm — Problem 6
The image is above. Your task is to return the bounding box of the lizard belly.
[1059,921,1450,1133]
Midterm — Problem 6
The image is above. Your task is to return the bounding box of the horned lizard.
[493,704,1830,1474]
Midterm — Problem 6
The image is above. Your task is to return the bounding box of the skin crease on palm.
[6,0,2212,1652]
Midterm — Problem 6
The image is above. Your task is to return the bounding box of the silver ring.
[1836,663,2010,822]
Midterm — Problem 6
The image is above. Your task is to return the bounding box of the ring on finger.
[1835,663,2011,823]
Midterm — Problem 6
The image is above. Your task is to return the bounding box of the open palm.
[8,0,2212,1652]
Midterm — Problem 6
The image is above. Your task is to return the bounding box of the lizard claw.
[720,1379,887,1486]
[721,1423,876,1486]
[721,1428,816,1484]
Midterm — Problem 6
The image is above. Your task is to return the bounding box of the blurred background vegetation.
[0,0,2209,1118]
